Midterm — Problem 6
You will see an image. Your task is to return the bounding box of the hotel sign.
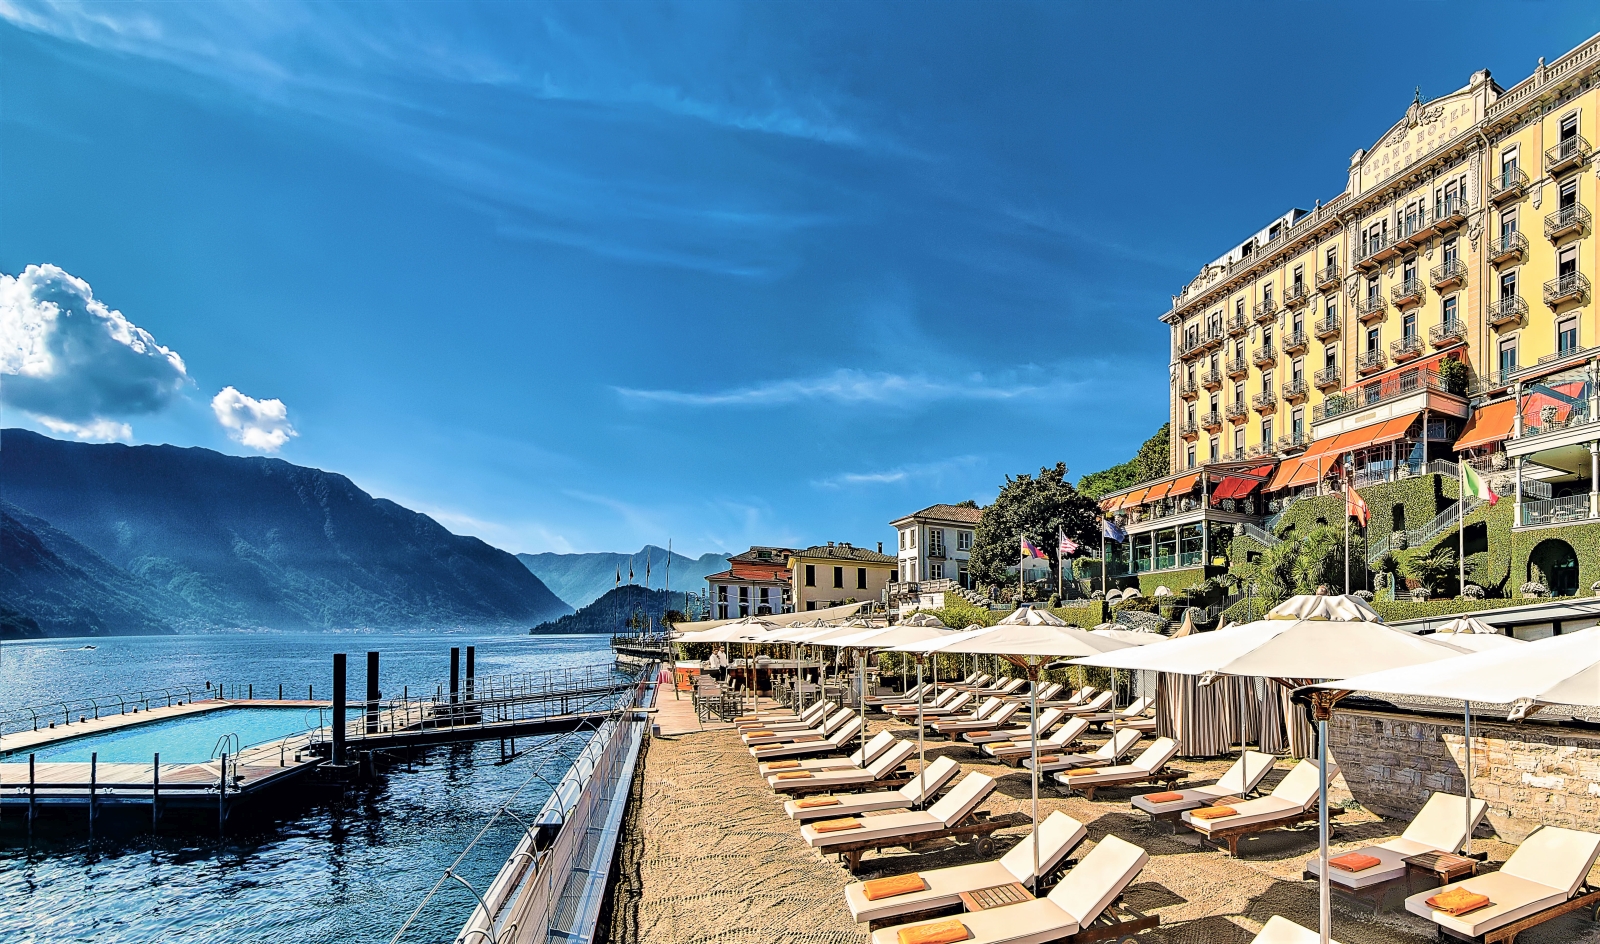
[1357,90,1480,195]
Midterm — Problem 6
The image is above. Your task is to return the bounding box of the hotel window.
[1402,257,1417,285]
[1402,311,1417,342]
[1208,311,1221,335]
[1501,207,1518,237]
[1325,246,1337,269]
[1209,393,1219,413]
[739,585,749,617]
[1235,298,1245,318]
[1442,237,1458,268]
[1233,428,1245,456]
[899,529,907,550]
[1292,311,1303,336]
[1185,324,1198,349]
[1292,266,1304,293]
[1185,403,1196,426]
[1262,369,1274,390]
[1559,245,1578,281]
[759,587,772,614]
[833,566,844,589]
[929,562,943,579]
[1324,344,1337,368]
[1233,382,1244,406]
[1186,445,1197,468]
[1209,352,1219,375]
[1261,418,1273,446]
[1292,357,1304,383]
[1437,176,1466,215]
[1209,436,1220,458]
[909,529,915,548]
[1500,146,1519,186]
[1561,178,1578,210]
[1185,365,1196,387]
[1326,298,1337,324]
[805,564,815,587]
[957,530,972,551]
[1559,317,1579,356]
[857,567,867,590]
[1261,326,1273,351]
[1262,283,1273,306]
[1499,337,1519,376]
[1561,111,1580,144]
[1366,278,1380,304]
[1366,326,1380,353]
[1291,407,1304,440]
[1234,340,1245,361]
[1442,296,1458,328]
[1501,268,1519,300]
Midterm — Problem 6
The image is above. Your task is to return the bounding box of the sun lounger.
[1054,737,1183,800]
[844,810,1088,925]
[735,699,831,727]
[1082,695,1153,725]
[1181,759,1336,856]
[886,689,969,718]
[975,677,1027,698]
[1036,685,1095,709]
[736,704,834,735]
[986,717,1091,764]
[1060,690,1115,716]
[865,834,1154,944]
[1251,915,1344,943]
[742,707,853,746]
[801,772,1001,871]
[1009,681,1064,704]
[769,739,917,794]
[1132,750,1276,823]
[784,756,962,822]
[934,701,1021,736]
[1022,728,1143,774]
[1304,792,1489,912]
[1402,825,1600,944]
[866,683,932,708]
[950,673,994,692]
[921,696,1006,731]
[759,730,898,776]
[888,691,974,721]
[964,708,1068,745]
[749,715,864,760]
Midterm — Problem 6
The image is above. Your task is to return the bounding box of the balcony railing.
[1429,320,1466,347]
[1254,299,1278,323]
[1282,379,1308,402]
[1226,357,1249,379]
[1489,231,1528,265]
[1282,329,1309,354]
[1252,344,1277,367]
[1545,203,1591,241]
[1277,431,1309,452]
[1433,199,1470,229]
[1356,348,1388,374]
[1316,264,1341,290]
[1225,402,1249,422]
[1391,335,1424,361]
[1545,135,1592,175]
[1356,295,1387,322]
[1247,441,1276,458]
[1356,235,1393,270]
[1179,420,1200,439]
[1544,272,1591,307]
[1430,259,1466,290]
[1313,365,1457,423]
[1201,411,1223,430]
[1391,277,1424,307]
[1489,166,1530,203]
[1200,370,1223,389]
[1313,311,1341,340]
[1202,326,1225,350]
[1488,295,1527,328]
[1226,311,1250,336]
[1521,494,1592,527]
[1314,365,1342,389]
[1284,284,1310,308]
[1179,379,1199,399]
[1252,391,1277,413]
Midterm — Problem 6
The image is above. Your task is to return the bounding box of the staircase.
[1237,522,1282,548]
[1368,495,1483,565]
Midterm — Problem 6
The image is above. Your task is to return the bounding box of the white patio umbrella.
[677,617,787,713]
[1307,625,1600,866]
[1434,615,1501,634]
[1089,623,1168,646]
[825,623,962,762]
[996,604,1070,626]
[892,624,1132,888]
[1072,594,1470,944]
[1429,616,1524,653]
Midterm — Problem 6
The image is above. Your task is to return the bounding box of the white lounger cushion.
[844,811,1086,922]
[1306,793,1489,888]
[968,708,1067,744]
[1182,759,1334,833]
[1056,738,1178,787]
[759,729,895,775]
[768,740,915,791]
[1132,750,1275,816]
[1403,826,1600,937]
[1252,915,1343,943]
[786,757,962,820]
[940,702,1021,731]
[1023,728,1141,771]
[749,717,863,758]
[1064,691,1114,714]
[801,772,994,848]
[988,718,1089,757]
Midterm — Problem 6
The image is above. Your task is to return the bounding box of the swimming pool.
[16,707,317,764]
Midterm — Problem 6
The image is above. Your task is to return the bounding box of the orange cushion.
[812,818,864,834]
[746,731,775,738]
[862,873,928,900]
[792,735,823,743]
[1329,852,1383,873]
[1426,888,1492,915]
[1144,791,1185,804]
[1035,756,1061,765]
[1189,806,1237,821]
[765,760,800,770]
[795,797,840,809]
[1065,768,1100,777]
[753,744,784,752]
[774,771,812,780]
[898,918,970,944]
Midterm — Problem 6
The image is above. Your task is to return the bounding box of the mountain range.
[518,545,730,609]
[0,429,572,637]
[528,585,689,635]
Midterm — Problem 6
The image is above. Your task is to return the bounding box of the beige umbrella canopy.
[1434,615,1500,634]
[1153,585,1174,597]
[997,605,1069,626]
[1090,625,1167,646]
[900,611,951,629]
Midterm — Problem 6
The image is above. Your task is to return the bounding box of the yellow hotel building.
[1098,33,1600,599]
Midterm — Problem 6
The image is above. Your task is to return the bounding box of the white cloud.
[616,368,1083,407]
[812,455,982,489]
[212,386,297,452]
[0,263,189,435]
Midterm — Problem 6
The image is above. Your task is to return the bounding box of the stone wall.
[1329,705,1600,843]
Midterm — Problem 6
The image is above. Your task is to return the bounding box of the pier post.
[466,646,475,702]
[89,752,97,834]
[279,683,283,700]
[332,653,348,766]
[450,647,461,705]
[366,651,380,735]
[28,754,35,831]
[218,752,227,834]
[152,752,160,831]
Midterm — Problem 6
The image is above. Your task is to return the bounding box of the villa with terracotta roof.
[704,546,794,618]
[890,503,982,588]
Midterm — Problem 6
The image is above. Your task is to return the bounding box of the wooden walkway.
[0,698,327,755]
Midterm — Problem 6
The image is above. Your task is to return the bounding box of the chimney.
[827,541,835,549]
[877,541,883,553]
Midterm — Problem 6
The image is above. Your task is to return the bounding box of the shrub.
[1520,581,1549,598]
[1353,590,1375,601]
[1437,357,1468,395]
[1461,583,1485,600]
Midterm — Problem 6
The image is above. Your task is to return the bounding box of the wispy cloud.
[812,455,982,489]
[616,368,1086,408]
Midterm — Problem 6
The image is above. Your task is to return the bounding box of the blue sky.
[2,3,1597,557]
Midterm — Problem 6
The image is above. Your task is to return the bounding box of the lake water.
[0,631,621,944]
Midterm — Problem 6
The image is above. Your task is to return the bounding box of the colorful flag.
[1346,485,1370,527]
[1101,517,1127,542]
[1461,461,1501,506]
[1020,536,1048,560]
[1058,528,1079,555]
[615,564,621,589]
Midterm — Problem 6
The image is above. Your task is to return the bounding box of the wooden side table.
[1403,850,1478,894]
[959,882,1033,912]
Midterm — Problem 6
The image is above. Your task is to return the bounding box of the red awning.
[1455,400,1516,452]
[1520,380,1587,429]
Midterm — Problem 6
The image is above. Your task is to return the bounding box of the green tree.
[1250,524,1368,605]
[970,463,1101,589]
[1077,424,1171,499]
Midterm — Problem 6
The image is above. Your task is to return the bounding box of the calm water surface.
[0,631,620,944]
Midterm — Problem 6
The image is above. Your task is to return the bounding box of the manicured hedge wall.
[1415,494,1514,596]
[1359,473,1450,552]
[1371,597,1520,623]
[1137,567,1209,596]
[1049,602,1106,627]
[1271,493,1343,539]
[1510,518,1600,598]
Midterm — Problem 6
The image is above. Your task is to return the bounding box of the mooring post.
[152,752,160,831]
[332,653,347,766]
[218,751,227,834]
[466,646,476,702]
[89,752,98,833]
[28,754,36,830]
[366,651,380,735]
[279,683,283,700]
[450,647,461,705]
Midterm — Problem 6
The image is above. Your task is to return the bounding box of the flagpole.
[1459,463,1467,595]
[1344,487,1351,595]
[1017,531,1024,602]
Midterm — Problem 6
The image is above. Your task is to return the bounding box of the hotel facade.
[1100,34,1600,602]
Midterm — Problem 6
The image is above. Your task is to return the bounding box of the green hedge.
[1049,602,1106,627]
[1371,596,1521,623]
[1359,473,1450,553]
[1271,494,1343,539]
[1138,567,1208,595]
[1511,518,1600,597]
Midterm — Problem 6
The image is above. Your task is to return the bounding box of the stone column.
[1515,455,1525,527]
[1513,382,1525,438]
[1590,442,1599,519]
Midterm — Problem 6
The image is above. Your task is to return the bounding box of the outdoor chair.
[1053,737,1183,800]
[949,673,994,692]
[963,707,1067,745]
[1021,727,1143,774]
[1180,759,1336,857]
[1131,750,1276,823]
[1035,685,1096,709]
[843,810,1087,926]
[1251,916,1343,943]
[1401,825,1600,944]
[1060,690,1115,716]
[1304,792,1489,912]
[933,700,1021,736]
[866,682,932,708]
[768,739,916,794]
[1007,681,1064,704]
[759,729,896,777]
[864,834,1154,944]
[735,698,831,728]
[748,715,864,760]
[741,707,853,746]
[783,756,962,822]
[800,772,1001,871]
[985,717,1090,764]
[886,689,968,718]
[1082,695,1153,725]
[916,695,1005,731]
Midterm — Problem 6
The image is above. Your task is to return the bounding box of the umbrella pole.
[1464,700,1473,856]
[1318,717,1331,944]
[1030,662,1041,889]
[858,649,867,760]
[916,657,927,808]
[1238,677,1247,758]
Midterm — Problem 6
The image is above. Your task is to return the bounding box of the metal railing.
[1431,259,1467,289]
[1391,277,1424,305]
[1489,166,1529,202]
[1544,272,1591,306]
[2,684,212,738]
[1521,494,1592,527]
[1314,365,1341,389]
[1489,231,1528,263]
[1285,284,1309,307]
[1313,364,1454,422]
[1355,348,1387,374]
[1282,379,1308,402]
[1488,294,1528,327]
[1251,391,1277,412]
[1369,494,1484,564]
[1545,135,1592,173]
[1252,344,1277,366]
[1429,320,1466,346]
[1225,402,1248,422]
[1254,299,1277,322]
[1179,379,1199,398]
[1316,264,1341,289]
[1282,329,1309,353]
[1357,235,1392,268]
[1226,311,1251,335]
[1200,369,1223,388]
[1201,410,1222,429]
[1226,356,1249,378]
[1545,203,1591,240]
[1314,312,1340,339]
[1237,523,1281,548]
[1391,335,1424,360]
[1356,295,1387,320]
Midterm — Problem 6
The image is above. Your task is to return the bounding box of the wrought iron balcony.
[1432,199,1470,230]
[1544,271,1591,307]
[1179,379,1199,399]
[1356,295,1387,323]
[1430,259,1466,290]
[1252,391,1277,413]
[1201,326,1226,350]
[1391,277,1424,307]
[1390,335,1424,362]
[1200,411,1223,431]
[1313,365,1342,390]
[1225,402,1249,422]
[1356,349,1387,374]
[1488,295,1527,328]
[1489,231,1528,266]
[1200,369,1223,390]
[1179,336,1206,360]
[1395,214,1435,249]
[1179,420,1200,439]
[1282,329,1309,354]
[1226,356,1250,379]
[1313,364,1455,424]
[1277,432,1309,453]
[1282,379,1309,402]
[1316,264,1341,290]
[1247,441,1276,458]
[1546,203,1591,241]
[1253,299,1278,324]
[1521,494,1593,527]
[1284,284,1310,309]
[1313,311,1341,340]
[1429,320,1466,347]
[1356,234,1395,271]
[1545,135,1592,176]
[1252,344,1277,367]
[1488,166,1529,204]
[1226,311,1250,336]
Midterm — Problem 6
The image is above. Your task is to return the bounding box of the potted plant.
[1520,581,1549,599]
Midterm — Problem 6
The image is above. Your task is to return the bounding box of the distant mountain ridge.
[528,585,688,635]
[0,429,572,635]
[518,545,730,609]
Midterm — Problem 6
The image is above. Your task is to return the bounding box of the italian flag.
[1461,461,1500,506]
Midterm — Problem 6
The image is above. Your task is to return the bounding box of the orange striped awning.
[1171,473,1200,495]
[1455,401,1516,452]
[1144,480,1174,501]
